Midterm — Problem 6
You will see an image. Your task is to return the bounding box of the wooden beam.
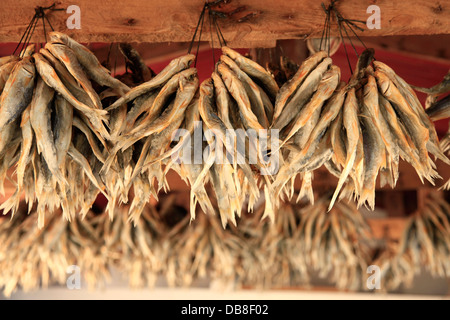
[362,35,450,61]
[0,1,449,47]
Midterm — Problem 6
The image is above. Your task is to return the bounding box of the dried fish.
[46,42,102,110]
[218,63,264,131]
[0,60,19,93]
[426,94,450,121]
[119,43,154,83]
[375,193,450,290]
[53,95,73,168]
[50,32,131,97]
[376,71,430,171]
[220,55,269,128]
[33,53,110,140]
[272,57,332,130]
[106,54,195,111]
[30,78,66,186]
[329,88,360,209]
[281,65,340,146]
[222,47,279,99]
[0,57,35,131]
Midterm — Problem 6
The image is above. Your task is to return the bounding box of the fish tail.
[195,188,215,217]
[272,175,289,200]
[120,137,139,153]
[329,152,356,211]
[101,149,120,174]
[128,197,146,225]
[105,197,117,221]
[37,203,48,229]
[262,184,275,222]
[0,190,21,217]
[298,172,315,205]
[360,188,376,211]
[429,143,450,166]
[97,122,112,141]
[190,191,198,220]
[439,179,450,191]
[391,160,399,187]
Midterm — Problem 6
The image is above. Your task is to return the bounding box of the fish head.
[211,72,222,86]
[200,78,214,96]
[219,55,237,69]
[33,53,57,77]
[177,69,197,92]
[20,44,36,58]
[178,54,196,69]
[357,49,375,69]
[374,71,390,94]
[180,67,198,81]
[49,31,68,45]
[32,52,45,64]
[372,60,393,76]
[350,49,375,84]
[46,42,75,64]
[323,65,341,82]
[44,42,57,52]
[222,46,239,60]
[39,48,59,67]
[217,63,232,80]
[18,57,36,78]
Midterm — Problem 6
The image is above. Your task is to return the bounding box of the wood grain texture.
[0,0,448,47]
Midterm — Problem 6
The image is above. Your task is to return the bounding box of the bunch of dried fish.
[272,50,342,206]
[369,246,415,291]
[70,211,115,290]
[163,204,246,288]
[101,54,198,223]
[106,205,165,289]
[0,193,376,296]
[418,71,450,189]
[0,209,71,297]
[334,58,449,207]
[273,49,449,211]
[0,198,170,297]
[0,32,136,226]
[186,47,279,227]
[0,205,110,297]
[373,193,450,291]
[236,202,310,289]
[299,195,372,290]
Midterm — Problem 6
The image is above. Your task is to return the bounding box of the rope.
[13,3,64,57]
[188,1,228,68]
[188,4,207,54]
[209,9,216,66]
[319,0,370,75]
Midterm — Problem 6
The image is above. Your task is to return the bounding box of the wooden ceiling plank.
[0,0,448,46]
